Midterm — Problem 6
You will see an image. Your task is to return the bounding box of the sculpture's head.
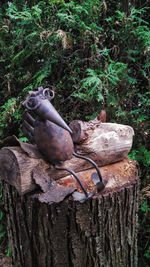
[22,86,72,134]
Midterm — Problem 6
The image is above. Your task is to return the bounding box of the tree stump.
[0,121,138,266]
[2,158,139,267]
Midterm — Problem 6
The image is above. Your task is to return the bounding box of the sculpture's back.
[34,119,73,164]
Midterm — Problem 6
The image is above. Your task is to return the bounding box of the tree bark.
[2,159,139,267]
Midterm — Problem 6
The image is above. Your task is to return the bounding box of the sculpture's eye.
[26,96,40,110]
[43,88,55,100]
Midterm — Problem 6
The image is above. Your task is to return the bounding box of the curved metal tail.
[73,151,103,182]
[73,151,107,193]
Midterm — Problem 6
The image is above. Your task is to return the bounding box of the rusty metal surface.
[32,164,76,204]
[57,158,138,194]
[23,87,72,134]
[36,185,76,204]
[33,165,53,192]
[22,86,74,164]
[34,119,73,164]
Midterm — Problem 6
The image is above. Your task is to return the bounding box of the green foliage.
[144,249,150,260]
[0,1,149,130]
[73,61,128,103]
[128,146,150,166]
[0,98,22,139]
[73,68,104,102]
[140,201,150,213]
[6,248,11,257]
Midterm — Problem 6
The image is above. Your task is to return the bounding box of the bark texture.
[2,159,139,267]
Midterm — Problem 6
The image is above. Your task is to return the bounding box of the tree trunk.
[0,120,138,266]
[2,159,139,267]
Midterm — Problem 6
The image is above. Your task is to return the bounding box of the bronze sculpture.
[22,86,106,201]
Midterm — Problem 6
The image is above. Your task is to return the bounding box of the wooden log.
[68,121,134,178]
[0,146,50,195]
[69,120,134,146]
[0,122,134,194]
[2,159,139,267]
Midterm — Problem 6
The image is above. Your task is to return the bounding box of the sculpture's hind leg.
[73,151,107,192]
[55,165,96,201]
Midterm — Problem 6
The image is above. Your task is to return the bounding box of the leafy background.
[0,0,150,265]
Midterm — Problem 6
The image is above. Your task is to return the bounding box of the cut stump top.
[57,157,138,196]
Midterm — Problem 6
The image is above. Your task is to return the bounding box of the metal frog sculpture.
[22,86,106,201]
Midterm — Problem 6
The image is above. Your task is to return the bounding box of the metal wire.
[73,151,103,182]
[55,165,88,197]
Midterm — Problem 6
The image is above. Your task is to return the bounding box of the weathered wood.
[70,120,134,145]
[2,159,139,267]
[57,158,138,194]
[0,122,134,194]
[0,146,50,194]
